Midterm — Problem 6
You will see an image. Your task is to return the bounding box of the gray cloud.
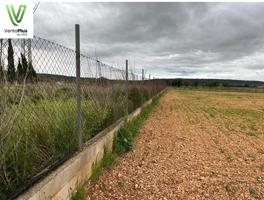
[34,2,264,81]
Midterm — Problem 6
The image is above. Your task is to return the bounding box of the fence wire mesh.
[0,36,165,199]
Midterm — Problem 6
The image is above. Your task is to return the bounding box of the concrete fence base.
[17,98,152,200]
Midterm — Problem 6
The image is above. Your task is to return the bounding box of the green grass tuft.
[259,163,264,172]
[113,94,161,155]
[101,149,117,168]
[90,160,102,182]
[249,187,259,198]
[70,184,86,200]
[225,183,236,195]
[246,130,258,137]
[91,148,117,182]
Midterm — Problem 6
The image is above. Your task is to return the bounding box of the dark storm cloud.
[34,2,264,81]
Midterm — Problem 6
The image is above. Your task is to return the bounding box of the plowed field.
[86,88,264,200]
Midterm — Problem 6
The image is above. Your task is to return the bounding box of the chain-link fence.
[0,32,165,199]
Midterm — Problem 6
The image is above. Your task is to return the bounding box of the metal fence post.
[21,39,25,55]
[75,24,81,150]
[27,39,32,64]
[126,59,129,116]
[0,39,2,84]
[0,39,2,70]
[140,68,144,101]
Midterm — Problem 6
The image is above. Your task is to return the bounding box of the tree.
[17,58,23,83]
[0,66,3,85]
[0,64,3,82]
[207,80,219,87]
[192,80,199,87]
[20,54,37,83]
[18,53,27,82]
[7,39,16,83]
[0,39,3,83]
[28,61,37,82]
[21,53,28,81]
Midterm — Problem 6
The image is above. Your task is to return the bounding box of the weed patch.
[225,183,236,195]
[113,94,161,155]
[246,130,258,137]
[117,180,126,188]
[91,148,117,182]
[70,184,86,200]
[259,163,264,172]
[91,160,102,182]
[249,187,259,198]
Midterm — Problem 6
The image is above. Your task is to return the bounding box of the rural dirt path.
[86,89,264,200]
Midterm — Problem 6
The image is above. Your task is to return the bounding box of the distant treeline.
[166,78,264,88]
[37,74,156,84]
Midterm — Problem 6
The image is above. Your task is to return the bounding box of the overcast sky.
[34,2,264,81]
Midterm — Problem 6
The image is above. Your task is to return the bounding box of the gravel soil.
[86,89,264,200]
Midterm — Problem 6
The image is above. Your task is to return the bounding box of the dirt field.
[86,88,264,200]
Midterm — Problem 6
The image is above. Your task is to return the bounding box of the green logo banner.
[6,5,27,26]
